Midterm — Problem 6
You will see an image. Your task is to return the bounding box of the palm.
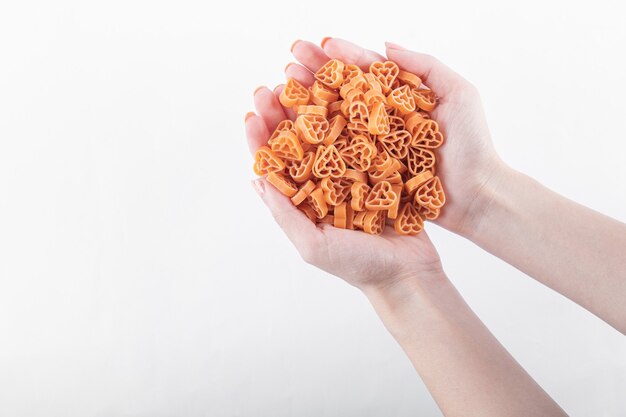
[313,224,441,288]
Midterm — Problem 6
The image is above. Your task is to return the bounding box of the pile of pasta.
[253,58,445,235]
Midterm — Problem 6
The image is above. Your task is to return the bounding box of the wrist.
[455,159,516,240]
[361,269,458,340]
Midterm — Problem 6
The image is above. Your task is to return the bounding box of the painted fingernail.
[253,86,265,96]
[290,40,301,52]
[284,62,294,72]
[245,112,255,122]
[252,179,265,196]
[385,41,406,51]
[321,37,332,48]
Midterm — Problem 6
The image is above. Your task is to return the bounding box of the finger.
[253,178,322,260]
[322,38,385,70]
[245,113,270,154]
[273,84,296,121]
[291,40,329,72]
[385,42,468,96]
[285,63,315,87]
[253,86,287,132]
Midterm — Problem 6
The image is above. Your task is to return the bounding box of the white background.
[1,1,625,416]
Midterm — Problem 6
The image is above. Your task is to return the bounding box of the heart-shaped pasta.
[252,54,447,235]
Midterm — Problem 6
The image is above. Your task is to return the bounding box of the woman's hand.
[247,37,506,289]
[382,42,504,234]
[245,37,506,288]
[261,38,505,236]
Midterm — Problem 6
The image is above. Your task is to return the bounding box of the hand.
[245,39,445,291]
[381,42,504,234]
[260,38,503,235]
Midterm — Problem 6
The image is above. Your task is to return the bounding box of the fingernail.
[290,40,301,52]
[385,41,406,51]
[245,112,255,122]
[321,37,332,49]
[284,62,294,72]
[252,179,265,196]
[253,86,265,96]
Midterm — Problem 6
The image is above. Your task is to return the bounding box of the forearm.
[462,163,626,333]
[364,274,566,417]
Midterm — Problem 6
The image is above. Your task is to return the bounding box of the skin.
[245,37,625,415]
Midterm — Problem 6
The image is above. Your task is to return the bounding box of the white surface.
[1,1,625,416]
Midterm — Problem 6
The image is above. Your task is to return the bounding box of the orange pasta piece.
[394,202,424,235]
[280,78,310,108]
[315,59,345,89]
[350,181,371,211]
[405,170,434,194]
[312,144,347,178]
[323,114,347,145]
[342,64,363,84]
[253,146,285,176]
[291,180,316,205]
[328,100,344,115]
[311,80,339,102]
[269,130,304,161]
[363,73,383,93]
[416,202,440,221]
[387,184,404,219]
[407,147,436,176]
[268,120,296,143]
[295,114,330,145]
[353,210,366,229]
[320,177,352,206]
[397,70,422,89]
[415,176,445,210]
[368,101,390,135]
[333,202,354,229]
[387,85,416,114]
[267,172,298,197]
[340,139,376,172]
[286,151,315,183]
[365,180,397,210]
[412,88,437,112]
[295,105,328,118]
[409,118,444,149]
[347,100,369,131]
[306,187,329,219]
[362,210,386,235]
[369,61,399,94]
[343,168,368,183]
[378,129,412,159]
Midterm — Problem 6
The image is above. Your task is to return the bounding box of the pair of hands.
[245,38,502,291]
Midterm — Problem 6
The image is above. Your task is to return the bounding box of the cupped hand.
[251,38,502,237]
[380,41,503,234]
[245,39,445,290]
[271,38,504,235]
